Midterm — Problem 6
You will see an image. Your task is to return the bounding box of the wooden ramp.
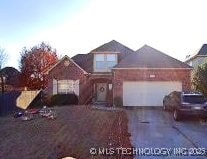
[16,90,41,109]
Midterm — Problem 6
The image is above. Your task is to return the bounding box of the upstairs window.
[95,54,105,70]
[94,54,117,72]
[106,54,117,68]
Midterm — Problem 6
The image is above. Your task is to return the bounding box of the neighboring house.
[185,44,207,68]
[44,40,192,107]
[0,67,21,92]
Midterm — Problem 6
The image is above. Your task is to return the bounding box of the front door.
[96,83,107,102]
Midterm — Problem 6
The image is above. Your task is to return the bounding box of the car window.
[183,95,206,104]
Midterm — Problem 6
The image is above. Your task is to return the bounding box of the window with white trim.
[94,54,117,72]
[55,80,79,95]
[57,80,74,94]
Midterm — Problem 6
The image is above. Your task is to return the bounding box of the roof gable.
[197,44,207,56]
[44,55,88,74]
[114,45,192,69]
[91,40,134,54]
[185,44,207,62]
[71,40,135,73]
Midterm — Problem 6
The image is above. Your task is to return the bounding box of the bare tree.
[0,48,8,69]
[0,48,8,93]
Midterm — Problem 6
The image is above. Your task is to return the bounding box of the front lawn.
[0,106,132,159]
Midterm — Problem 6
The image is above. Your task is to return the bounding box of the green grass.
[0,106,132,159]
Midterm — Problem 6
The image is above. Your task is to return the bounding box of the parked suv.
[163,91,207,121]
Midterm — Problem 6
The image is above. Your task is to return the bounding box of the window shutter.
[74,80,79,96]
[53,79,58,95]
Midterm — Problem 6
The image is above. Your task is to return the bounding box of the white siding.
[188,57,207,68]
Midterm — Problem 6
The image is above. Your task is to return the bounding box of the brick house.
[44,40,192,106]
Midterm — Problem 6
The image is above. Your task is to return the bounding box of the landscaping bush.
[50,94,78,106]
[114,96,123,107]
[192,63,207,96]
[163,91,182,111]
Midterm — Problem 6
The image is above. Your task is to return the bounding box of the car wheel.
[173,109,181,121]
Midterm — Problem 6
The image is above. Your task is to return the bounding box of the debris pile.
[14,106,57,121]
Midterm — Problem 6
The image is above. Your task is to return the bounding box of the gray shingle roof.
[185,44,207,63]
[197,44,207,55]
[114,45,192,69]
[91,40,134,54]
[0,67,20,86]
[71,54,93,73]
[72,40,134,73]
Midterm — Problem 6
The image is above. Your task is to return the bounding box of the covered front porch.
[90,77,113,105]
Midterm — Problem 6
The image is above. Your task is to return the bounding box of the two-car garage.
[123,81,182,106]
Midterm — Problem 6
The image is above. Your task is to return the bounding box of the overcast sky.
[1,0,207,69]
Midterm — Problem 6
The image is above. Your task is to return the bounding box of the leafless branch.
[0,48,8,69]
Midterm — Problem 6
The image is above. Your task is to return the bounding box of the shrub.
[192,63,207,96]
[169,91,181,106]
[114,96,123,107]
[50,94,78,106]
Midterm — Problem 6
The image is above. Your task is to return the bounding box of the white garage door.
[123,81,182,106]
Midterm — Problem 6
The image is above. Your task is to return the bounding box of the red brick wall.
[46,58,90,104]
[113,69,192,101]
[89,74,113,104]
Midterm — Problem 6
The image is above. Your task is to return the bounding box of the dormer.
[90,40,134,73]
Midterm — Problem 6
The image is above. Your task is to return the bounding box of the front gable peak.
[44,55,88,74]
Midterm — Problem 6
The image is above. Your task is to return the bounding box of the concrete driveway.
[126,108,207,159]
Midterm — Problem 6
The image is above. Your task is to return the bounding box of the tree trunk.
[0,75,4,93]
